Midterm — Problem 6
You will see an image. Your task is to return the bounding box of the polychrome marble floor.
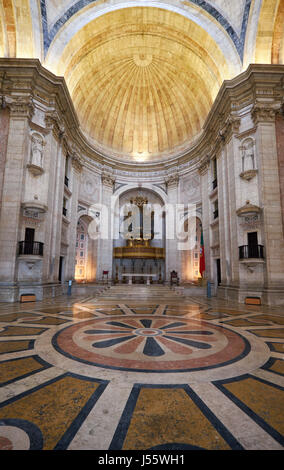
[0,292,283,451]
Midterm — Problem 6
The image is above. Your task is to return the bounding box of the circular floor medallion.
[52,315,250,373]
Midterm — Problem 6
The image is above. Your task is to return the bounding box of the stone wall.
[0,60,283,305]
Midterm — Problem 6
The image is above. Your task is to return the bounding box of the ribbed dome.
[58,7,231,161]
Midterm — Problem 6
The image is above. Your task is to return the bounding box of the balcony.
[18,241,44,256]
[239,245,264,260]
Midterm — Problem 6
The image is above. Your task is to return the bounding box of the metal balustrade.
[18,241,44,256]
[239,245,264,260]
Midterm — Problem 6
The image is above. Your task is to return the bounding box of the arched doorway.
[112,188,166,283]
[74,215,98,283]
[180,216,203,283]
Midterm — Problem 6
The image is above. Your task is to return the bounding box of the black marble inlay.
[92,335,134,348]
[164,335,212,349]
[143,337,165,357]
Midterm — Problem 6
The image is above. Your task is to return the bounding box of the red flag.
[199,230,205,277]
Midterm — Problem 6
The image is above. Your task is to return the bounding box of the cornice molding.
[1,60,284,175]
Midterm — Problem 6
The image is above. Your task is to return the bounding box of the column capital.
[101,172,115,189]
[218,114,241,143]
[45,111,65,140]
[71,152,83,173]
[8,96,34,119]
[165,173,179,189]
[198,155,210,175]
[251,103,278,125]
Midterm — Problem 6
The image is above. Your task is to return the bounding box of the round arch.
[112,184,167,283]
[113,183,168,206]
[45,2,242,75]
[75,213,98,282]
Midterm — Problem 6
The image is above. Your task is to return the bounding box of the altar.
[113,193,165,283]
[123,273,158,285]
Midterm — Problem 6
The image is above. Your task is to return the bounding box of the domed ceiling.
[0,0,283,162]
[57,7,232,161]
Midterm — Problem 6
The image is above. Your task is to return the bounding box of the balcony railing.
[212,178,218,190]
[239,245,264,260]
[19,241,44,256]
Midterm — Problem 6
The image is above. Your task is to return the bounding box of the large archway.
[180,216,203,284]
[74,214,98,283]
[112,187,166,283]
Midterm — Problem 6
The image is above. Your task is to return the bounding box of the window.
[63,197,67,216]
[64,155,70,187]
[212,158,217,189]
[213,200,219,219]
[247,232,258,258]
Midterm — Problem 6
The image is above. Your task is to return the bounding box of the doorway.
[58,256,64,283]
[247,232,258,258]
[216,258,221,286]
[24,228,35,254]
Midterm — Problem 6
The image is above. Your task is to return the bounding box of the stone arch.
[113,185,167,283]
[272,0,284,64]
[113,183,168,205]
[75,213,98,282]
[180,215,203,283]
[1,0,16,57]
[255,0,283,64]
[45,2,241,77]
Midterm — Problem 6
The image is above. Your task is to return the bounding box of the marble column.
[165,174,179,283]
[198,157,211,282]
[45,123,65,285]
[275,112,284,230]
[97,174,115,282]
[252,105,284,301]
[0,98,33,300]
[0,107,10,218]
[65,153,82,282]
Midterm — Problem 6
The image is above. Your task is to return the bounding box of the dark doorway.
[247,232,258,258]
[24,228,35,254]
[59,256,64,282]
[25,227,35,243]
[216,259,221,286]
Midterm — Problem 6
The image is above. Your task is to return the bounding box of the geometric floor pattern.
[0,294,283,450]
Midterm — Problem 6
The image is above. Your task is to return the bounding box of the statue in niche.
[241,138,255,173]
[30,132,45,168]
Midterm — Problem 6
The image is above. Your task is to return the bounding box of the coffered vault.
[0,0,283,163]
